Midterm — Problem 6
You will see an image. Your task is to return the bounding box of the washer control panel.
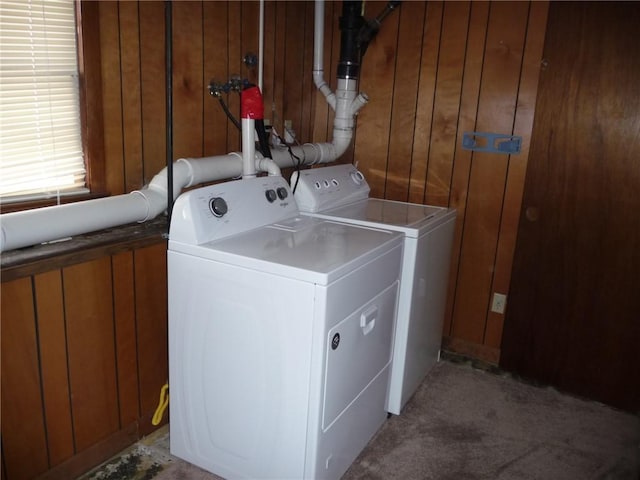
[291,164,370,213]
[169,176,298,245]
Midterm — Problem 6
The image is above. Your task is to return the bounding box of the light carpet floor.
[81,358,640,480]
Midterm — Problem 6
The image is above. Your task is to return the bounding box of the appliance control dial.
[350,170,365,185]
[209,197,228,217]
[277,187,288,200]
[265,189,278,203]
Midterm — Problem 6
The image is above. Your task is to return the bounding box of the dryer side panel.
[168,251,315,480]
[388,216,457,414]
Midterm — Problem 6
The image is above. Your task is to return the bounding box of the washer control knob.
[209,197,228,217]
[350,170,365,185]
[265,189,277,203]
[277,187,288,200]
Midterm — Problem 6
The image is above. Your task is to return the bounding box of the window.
[0,0,87,204]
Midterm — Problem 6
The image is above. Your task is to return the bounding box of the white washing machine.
[292,164,456,415]
[167,175,403,479]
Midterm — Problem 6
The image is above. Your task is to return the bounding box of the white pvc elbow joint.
[255,157,282,176]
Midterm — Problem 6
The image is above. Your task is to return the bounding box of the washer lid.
[169,216,403,285]
[318,198,456,237]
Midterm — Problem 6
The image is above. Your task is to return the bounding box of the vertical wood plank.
[408,1,443,205]
[79,1,106,193]
[227,1,242,152]
[318,1,343,148]
[451,1,530,344]
[384,1,427,202]
[300,2,316,143]
[134,243,168,430]
[34,271,74,467]
[241,1,260,88]
[282,2,307,140]
[354,0,400,196]
[442,1,490,336]
[99,1,125,195]
[119,1,144,191]
[112,252,140,426]
[1,277,49,479]
[262,0,276,126]
[271,1,286,136]
[484,1,549,348]
[139,1,167,182]
[64,258,120,452]
[203,1,230,155]
[425,1,470,207]
[173,1,204,160]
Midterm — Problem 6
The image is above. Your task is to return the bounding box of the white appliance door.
[304,243,403,480]
[323,283,398,429]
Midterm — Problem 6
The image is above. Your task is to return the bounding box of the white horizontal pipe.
[0,146,330,252]
[0,194,150,251]
[0,145,349,253]
[178,154,242,188]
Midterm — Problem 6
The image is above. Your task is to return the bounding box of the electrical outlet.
[284,120,296,144]
[491,293,507,314]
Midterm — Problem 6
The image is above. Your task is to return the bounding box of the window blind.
[0,0,87,204]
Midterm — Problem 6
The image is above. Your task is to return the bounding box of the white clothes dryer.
[168,175,403,479]
[292,164,456,415]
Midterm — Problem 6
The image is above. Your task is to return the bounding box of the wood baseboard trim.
[36,423,139,480]
[442,336,501,365]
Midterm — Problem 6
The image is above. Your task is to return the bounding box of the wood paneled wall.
[1,243,167,480]
[1,1,549,478]
[352,1,549,361]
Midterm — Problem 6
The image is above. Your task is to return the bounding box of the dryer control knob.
[277,187,288,200]
[209,197,228,217]
[265,189,278,203]
[350,170,365,185]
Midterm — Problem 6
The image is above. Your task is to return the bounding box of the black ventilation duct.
[337,1,401,81]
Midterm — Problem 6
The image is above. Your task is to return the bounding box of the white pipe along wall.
[0,0,367,252]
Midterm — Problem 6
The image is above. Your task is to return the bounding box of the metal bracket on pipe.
[462,132,522,154]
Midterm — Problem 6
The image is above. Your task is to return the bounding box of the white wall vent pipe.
[242,117,258,178]
[313,0,336,110]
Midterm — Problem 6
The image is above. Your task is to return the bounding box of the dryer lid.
[170,216,403,285]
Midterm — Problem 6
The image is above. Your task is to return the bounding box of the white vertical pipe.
[313,0,335,109]
[242,117,257,178]
[313,0,324,73]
